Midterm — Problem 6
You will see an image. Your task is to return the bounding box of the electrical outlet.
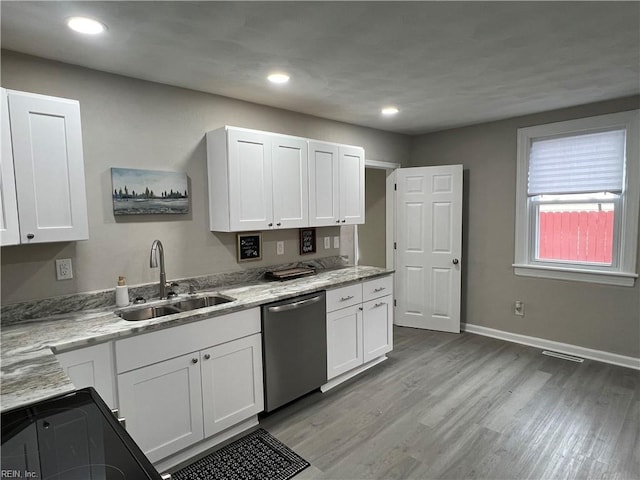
[333,236,340,249]
[276,241,284,255]
[324,237,331,249]
[514,300,525,316]
[56,258,73,280]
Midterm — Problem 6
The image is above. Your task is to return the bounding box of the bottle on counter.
[115,276,130,307]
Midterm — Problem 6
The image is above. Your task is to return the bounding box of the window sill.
[513,264,637,287]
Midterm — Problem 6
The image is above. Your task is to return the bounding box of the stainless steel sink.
[117,305,182,321]
[172,295,233,311]
[117,295,234,321]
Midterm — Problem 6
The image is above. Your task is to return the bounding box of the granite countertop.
[1,266,392,412]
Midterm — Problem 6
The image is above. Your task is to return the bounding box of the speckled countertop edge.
[1,266,393,412]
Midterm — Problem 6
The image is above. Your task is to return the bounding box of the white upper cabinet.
[2,89,89,244]
[0,88,20,246]
[207,126,308,232]
[207,126,364,232]
[271,135,308,229]
[308,141,340,226]
[309,141,365,226]
[338,145,365,225]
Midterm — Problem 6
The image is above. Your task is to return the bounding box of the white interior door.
[395,165,462,332]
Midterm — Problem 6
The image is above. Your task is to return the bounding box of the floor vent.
[542,350,584,363]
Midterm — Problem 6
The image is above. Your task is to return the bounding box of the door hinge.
[394,299,397,307]
[394,183,397,191]
[394,242,397,250]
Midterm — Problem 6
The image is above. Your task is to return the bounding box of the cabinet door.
[227,128,273,231]
[362,295,393,363]
[201,333,264,438]
[308,141,340,226]
[339,145,365,225]
[0,88,20,246]
[327,304,363,379]
[7,90,88,243]
[56,342,116,409]
[117,353,204,463]
[272,136,308,228]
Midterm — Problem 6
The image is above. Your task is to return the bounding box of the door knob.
[452,258,459,265]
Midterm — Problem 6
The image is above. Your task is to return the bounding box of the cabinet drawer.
[363,275,393,302]
[326,283,362,312]
[116,308,260,374]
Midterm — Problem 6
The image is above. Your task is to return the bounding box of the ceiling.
[1,1,639,135]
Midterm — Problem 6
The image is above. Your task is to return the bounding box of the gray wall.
[358,168,387,267]
[409,96,640,358]
[0,50,410,304]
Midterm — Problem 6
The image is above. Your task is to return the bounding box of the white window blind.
[528,129,626,196]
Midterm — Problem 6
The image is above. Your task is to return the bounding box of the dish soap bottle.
[115,276,129,307]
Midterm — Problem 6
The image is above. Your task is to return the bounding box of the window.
[514,110,639,286]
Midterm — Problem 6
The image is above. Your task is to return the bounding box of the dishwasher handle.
[267,294,323,313]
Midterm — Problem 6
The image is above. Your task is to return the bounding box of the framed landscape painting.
[111,168,189,215]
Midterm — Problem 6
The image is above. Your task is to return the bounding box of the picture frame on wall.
[300,228,316,255]
[237,233,262,262]
[111,167,189,215]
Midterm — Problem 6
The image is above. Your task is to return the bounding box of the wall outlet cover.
[56,258,73,280]
[324,237,331,249]
[276,241,284,255]
[333,236,340,249]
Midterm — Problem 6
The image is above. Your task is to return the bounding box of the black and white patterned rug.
[171,428,310,480]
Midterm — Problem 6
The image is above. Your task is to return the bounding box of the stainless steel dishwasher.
[261,291,327,412]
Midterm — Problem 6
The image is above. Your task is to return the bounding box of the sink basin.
[118,305,182,321]
[172,295,233,311]
[117,295,234,321]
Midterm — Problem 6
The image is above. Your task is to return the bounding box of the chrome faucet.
[150,239,171,299]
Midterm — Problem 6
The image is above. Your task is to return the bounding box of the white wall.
[0,50,411,304]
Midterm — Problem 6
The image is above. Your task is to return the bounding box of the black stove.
[1,387,164,479]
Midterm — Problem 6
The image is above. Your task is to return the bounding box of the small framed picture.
[300,228,316,255]
[237,233,262,262]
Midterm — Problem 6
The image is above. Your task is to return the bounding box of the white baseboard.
[462,323,640,371]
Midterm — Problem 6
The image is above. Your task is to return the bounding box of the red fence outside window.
[537,210,614,264]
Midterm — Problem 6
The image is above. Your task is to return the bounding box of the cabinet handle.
[268,223,273,227]
[27,233,35,239]
[340,295,354,301]
[452,258,459,265]
[373,287,386,293]
[373,302,387,308]
[358,306,363,311]
[117,417,127,429]
[341,219,346,223]
[336,220,340,224]
[191,357,198,364]
[204,353,211,360]
[276,222,281,227]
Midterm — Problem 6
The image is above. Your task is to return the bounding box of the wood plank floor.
[259,326,640,480]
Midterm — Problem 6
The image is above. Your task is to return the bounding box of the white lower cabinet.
[362,296,393,363]
[327,305,363,379]
[326,275,394,381]
[201,334,263,438]
[55,342,117,409]
[117,352,205,463]
[115,308,263,464]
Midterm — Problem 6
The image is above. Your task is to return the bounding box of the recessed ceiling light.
[267,73,290,84]
[67,16,106,35]
[381,107,399,116]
